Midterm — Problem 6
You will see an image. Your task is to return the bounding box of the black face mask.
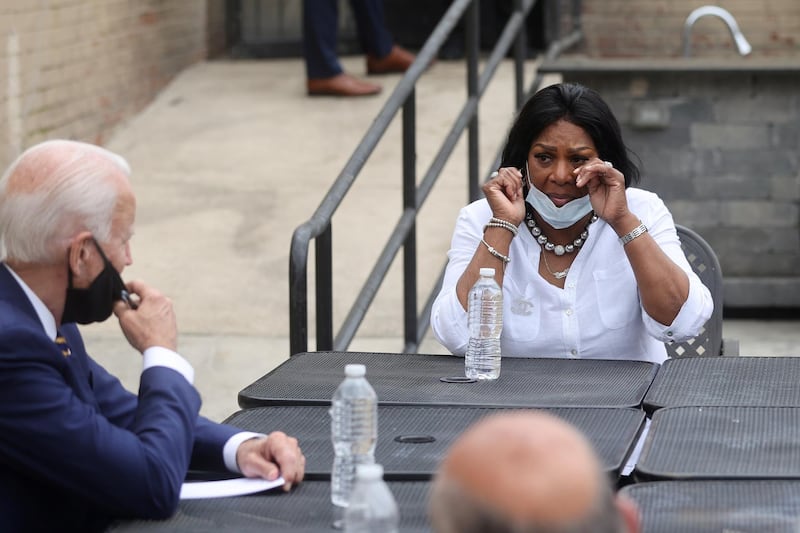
[62,238,127,325]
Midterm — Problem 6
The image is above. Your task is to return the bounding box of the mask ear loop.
[90,237,135,307]
[522,161,531,198]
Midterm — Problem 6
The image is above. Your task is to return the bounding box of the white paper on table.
[621,418,650,477]
[180,476,285,500]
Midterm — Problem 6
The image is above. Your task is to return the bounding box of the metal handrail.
[289,0,582,355]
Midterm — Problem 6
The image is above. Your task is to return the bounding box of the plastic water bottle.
[330,364,378,509]
[465,267,503,380]
[344,464,399,533]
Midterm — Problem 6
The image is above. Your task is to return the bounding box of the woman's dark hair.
[500,83,641,187]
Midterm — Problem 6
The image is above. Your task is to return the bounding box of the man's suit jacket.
[0,265,241,532]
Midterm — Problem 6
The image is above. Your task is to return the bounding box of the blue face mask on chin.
[524,162,592,229]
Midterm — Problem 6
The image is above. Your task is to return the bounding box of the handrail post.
[402,89,418,351]
[572,0,582,33]
[513,0,526,109]
[289,229,310,355]
[552,0,563,42]
[466,0,481,202]
[315,225,334,351]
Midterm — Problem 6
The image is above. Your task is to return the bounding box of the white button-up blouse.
[430,188,714,364]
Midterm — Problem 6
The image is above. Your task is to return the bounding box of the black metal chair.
[665,224,739,357]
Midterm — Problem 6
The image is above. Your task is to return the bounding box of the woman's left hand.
[574,158,630,227]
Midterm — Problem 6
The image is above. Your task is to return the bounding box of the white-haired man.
[0,140,304,532]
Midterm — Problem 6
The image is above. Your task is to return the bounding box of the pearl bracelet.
[480,238,511,264]
[483,217,518,236]
[619,222,648,245]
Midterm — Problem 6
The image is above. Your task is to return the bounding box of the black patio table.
[643,356,800,415]
[223,405,645,480]
[621,480,800,533]
[634,405,800,481]
[238,351,658,409]
[108,480,431,532]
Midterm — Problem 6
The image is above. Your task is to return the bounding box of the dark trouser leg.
[303,0,343,79]
[349,0,393,59]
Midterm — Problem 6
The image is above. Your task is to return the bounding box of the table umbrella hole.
[440,376,478,383]
[394,434,436,444]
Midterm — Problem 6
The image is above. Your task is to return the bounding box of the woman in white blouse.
[431,83,713,364]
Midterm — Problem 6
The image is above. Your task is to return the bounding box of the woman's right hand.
[482,167,525,225]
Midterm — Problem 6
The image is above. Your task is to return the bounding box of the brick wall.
[0,0,212,170]
[578,0,800,58]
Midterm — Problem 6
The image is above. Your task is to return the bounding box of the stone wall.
[0,0,215,170]
[543,61,800,308]
[562,1,800,308]
[577,0,800,58]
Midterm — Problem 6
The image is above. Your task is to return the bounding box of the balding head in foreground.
[429,410,639,533]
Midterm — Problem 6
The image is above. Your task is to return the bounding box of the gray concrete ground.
[81,56,799,423]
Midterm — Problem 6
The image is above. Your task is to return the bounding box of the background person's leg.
[304,0,382,96]
[303,0,342,79]
[349,0,393,59]
[350,0,416,75]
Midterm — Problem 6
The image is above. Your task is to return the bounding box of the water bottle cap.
[344,363,366,377]
[355,463,384,480]
[479,267,495,277]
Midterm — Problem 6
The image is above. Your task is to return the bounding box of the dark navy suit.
[303,0,393,78]
[0,265,241,532]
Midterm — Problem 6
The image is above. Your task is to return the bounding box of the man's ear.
[615,494,641,533]
[66,231,95,278]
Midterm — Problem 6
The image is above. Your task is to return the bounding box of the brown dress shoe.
[366,45,416,75]
[306,73,382,97]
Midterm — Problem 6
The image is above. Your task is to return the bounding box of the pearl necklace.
[524,202,597,256]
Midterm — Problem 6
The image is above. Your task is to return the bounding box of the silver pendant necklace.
[541,250,570,279]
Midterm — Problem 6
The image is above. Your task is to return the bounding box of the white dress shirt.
[431,188,714,364]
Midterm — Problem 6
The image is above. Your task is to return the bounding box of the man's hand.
[113,279,178,353]
[236,432,305,491]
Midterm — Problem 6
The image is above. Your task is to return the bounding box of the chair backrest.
[664,224,724,358]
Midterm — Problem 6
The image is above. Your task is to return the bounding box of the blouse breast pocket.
[503,279,541,341]
[593,259,640,330]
